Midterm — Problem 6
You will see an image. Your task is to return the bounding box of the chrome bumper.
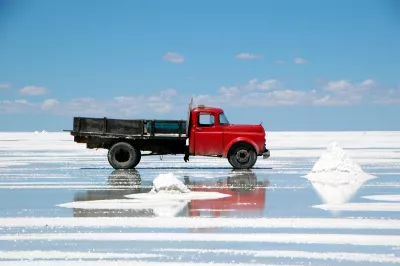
[263,148,270,159]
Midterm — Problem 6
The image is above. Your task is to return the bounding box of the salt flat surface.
[2,232,400,246]
[0,250,164,259]
[0,131,399,265]
[363,194,400,202]
[0,262,278,266]
[157,248,400,263]
[314,202,400,212]
[0,217,399,229]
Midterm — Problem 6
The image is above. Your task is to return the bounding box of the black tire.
[107,142,141,169]
[228,143,257,169]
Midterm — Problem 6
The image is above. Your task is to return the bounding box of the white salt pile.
[309,141,363,174]
[150,173,190,194]
[34,130,48,135]
[305,142,375,206]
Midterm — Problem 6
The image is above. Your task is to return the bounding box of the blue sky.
[0,0,399,131]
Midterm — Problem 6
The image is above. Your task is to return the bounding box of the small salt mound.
[151,173,190,194]
[310,142,363,174]
[34,130,48,135]
[305,142,375,206]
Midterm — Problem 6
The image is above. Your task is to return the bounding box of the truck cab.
[188,104,269,169]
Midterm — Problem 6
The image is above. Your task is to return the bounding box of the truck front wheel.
[228,143,257,169]
[108,142,141,169]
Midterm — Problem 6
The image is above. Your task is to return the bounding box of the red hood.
[225,124,265,133]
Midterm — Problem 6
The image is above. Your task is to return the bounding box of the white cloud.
[1,88,181,117]
[19,86,48,95]
[324,79,374,96]
[1,79,399,116]
[15,99,28,104]
[218,86,239,96]
[194,78,395,108]
[324,80,351,92]
[245,79,281,91]
[236,53,262,60]
[148,102,173,113]
[41,99,60,110]
[194,79,316,107]
[275,60,285,64]
[163,52,184,64]
[0,99,38,113]
[294,57,307,64]
[0,82,11,89]
[216,79,282,97]
[372,86,400,105]
[313,95,352,106]
[310,79,374,105]
[58,89,178,117]
[361,79,374,86]
[161,88,177,96]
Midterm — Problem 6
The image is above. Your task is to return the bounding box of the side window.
[219,112,229,125]
[198,113,214,127]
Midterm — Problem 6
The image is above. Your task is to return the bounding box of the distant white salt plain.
[1,249,400,265]
[0,131,399,171]
[1,232,399,246]
[0,250,164,260]
[0,262,273,266]
[156,248,400,264]
[1,217,399,229]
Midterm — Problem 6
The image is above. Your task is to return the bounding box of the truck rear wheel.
[108,142,141,169]
[228,143,257,169]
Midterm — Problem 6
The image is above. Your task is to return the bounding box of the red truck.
[66,100,270,169]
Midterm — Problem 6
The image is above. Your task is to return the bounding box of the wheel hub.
[115,148,130,163]
[236,149,250,163]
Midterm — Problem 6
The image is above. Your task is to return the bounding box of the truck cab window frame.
[219,112,230,126]
[198,113,215,127]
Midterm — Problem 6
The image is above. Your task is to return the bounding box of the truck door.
[194,112,223,156]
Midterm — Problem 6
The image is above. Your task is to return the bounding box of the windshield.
[219,112,230,125]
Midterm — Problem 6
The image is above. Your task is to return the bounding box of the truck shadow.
[71,169,270,218]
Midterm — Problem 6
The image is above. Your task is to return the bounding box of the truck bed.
[68,117,188,139]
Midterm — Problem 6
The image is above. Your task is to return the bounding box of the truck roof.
[191,106,224,113]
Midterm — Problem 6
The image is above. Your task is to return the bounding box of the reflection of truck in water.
[71,169,269,218]
[65,100,270,170]
[72,170,154,217]
[186,170,269,217]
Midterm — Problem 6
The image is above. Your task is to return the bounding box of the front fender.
[223,137,259,158]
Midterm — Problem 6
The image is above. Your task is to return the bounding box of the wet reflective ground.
[0,132,400,265]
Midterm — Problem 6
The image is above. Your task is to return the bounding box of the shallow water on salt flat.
[0,132,399,265]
